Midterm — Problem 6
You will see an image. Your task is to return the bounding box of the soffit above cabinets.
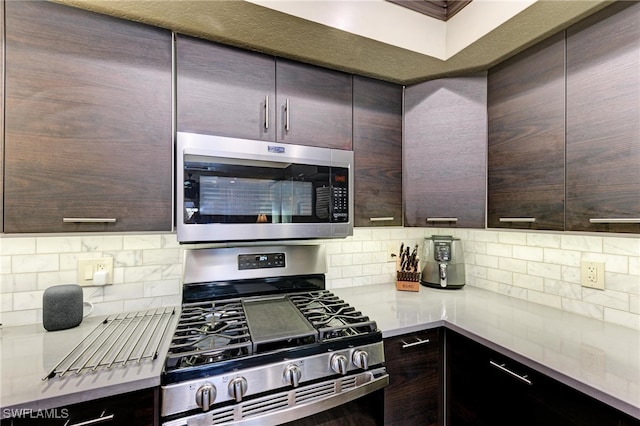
[386,0,472,22]
[52,0,612,85]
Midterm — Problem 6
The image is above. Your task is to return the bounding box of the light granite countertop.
[332,283,640,420]
[1,285,638,420]
[0,309,180,418]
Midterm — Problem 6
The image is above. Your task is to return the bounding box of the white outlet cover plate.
[580,261,605,290]
[77,258,113,286]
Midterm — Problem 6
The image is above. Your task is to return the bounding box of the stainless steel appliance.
[176,132,354,243]
[420,235,466,289]
[161,245,387,425]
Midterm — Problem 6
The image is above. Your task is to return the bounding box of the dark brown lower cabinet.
[446,330,639,426]
[384,328,443,426]
[3,388,158,426]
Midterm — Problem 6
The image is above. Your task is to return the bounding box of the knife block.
[396,258,420,292]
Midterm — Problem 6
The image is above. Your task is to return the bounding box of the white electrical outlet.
[77,257,113,286]
[580,261,605,290]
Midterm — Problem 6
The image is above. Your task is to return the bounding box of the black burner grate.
[164,290,378,374]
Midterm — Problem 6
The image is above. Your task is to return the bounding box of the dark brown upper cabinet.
[176,35,352,150]
[404,74,487,229]
[176,35,276,141]
[275,59,352,150]
[565,2,640,234]
[353,76,403,227]
[3,1,173,233]
[487,32,566,231]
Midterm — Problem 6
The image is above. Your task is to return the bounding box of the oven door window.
[183,158,348,225]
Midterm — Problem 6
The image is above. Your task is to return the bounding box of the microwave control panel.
[331,168,349,222]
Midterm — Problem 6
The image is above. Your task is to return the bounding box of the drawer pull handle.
[589,218,640,224]
[63,218,117,223]
[499,217,536,223]
[401,338,430,349]
[370,217,394,222]
[65,411,114,426]
[489,360,532,385]
[426,217,458,222]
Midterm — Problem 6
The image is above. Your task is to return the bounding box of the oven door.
[162,367,388,426]
[177,132,353,243]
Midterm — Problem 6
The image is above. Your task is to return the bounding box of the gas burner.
[164,300,253,373]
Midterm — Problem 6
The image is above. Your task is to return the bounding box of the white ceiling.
[246,0,537,60]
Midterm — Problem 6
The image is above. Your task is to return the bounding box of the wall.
[1,228,638,330]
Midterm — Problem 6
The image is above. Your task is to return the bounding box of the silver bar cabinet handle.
[489,360,532,385]
[370,217,394,222]
[264,95,269,130]
[63,218,117,223]
[499,217,536,223]
[285,98,290,131]
[426,217,458,222]
[589,218,640,224]
[65,411,114,426]
[401,338,430,349]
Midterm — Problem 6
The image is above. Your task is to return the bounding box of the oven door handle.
[229,370,389,426]
[164,368,389,426]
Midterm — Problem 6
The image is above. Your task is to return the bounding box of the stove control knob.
[283,364,302,387]
[195,383,216,412]
[228,377,248,403]
[330,354,349,375]
[352,349,369,370]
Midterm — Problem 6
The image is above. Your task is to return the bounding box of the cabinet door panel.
[176,35,276,140]
[4,1,172,233]
[566,2,640,233]
[5,388,158,425]
[353,76,402,227]
[276,59,352,149]
[404,75,487,228]
[446,330,633,426]
[384,328,442,426]
[487,33,565,231]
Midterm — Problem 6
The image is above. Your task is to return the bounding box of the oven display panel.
[238,253,285,270]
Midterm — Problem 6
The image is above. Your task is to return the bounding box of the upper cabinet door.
[487,33,566,231]
[176,35,276,141]
[404,75,487,229]
[4,1,173,233]
[566,2,640,233]
[353,76,402,227]
[275,59,353,150]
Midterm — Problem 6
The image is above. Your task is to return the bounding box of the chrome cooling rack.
[43,307,176,380]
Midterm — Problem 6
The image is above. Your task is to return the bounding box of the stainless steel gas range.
[161,245,388,426]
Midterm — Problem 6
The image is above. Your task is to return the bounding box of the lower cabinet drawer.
[3,388,158,426]
[384,328,443,426]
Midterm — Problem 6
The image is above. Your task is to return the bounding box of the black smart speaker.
[42,284,84,331]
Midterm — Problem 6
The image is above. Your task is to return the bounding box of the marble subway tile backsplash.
[1,228,638,330]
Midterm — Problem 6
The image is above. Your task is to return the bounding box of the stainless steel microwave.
[176,132,354,243]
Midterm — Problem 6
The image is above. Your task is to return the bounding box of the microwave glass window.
[183,160,347,225]
[199,177,312,219]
